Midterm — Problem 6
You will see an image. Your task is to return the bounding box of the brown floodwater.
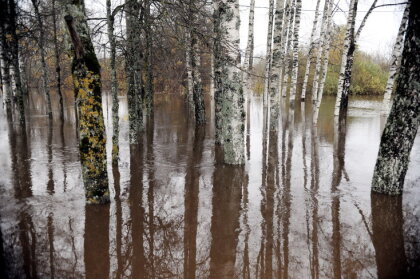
[0,92,419,279]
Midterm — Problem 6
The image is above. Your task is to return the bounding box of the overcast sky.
[238,0,406,58]
[88,0,406,59]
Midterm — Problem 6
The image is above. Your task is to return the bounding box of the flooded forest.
[0,0,419,278]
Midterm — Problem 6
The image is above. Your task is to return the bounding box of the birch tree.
[186,0,205,125]
[32,0,52,118]
[334,0,383,117]
[185,30,194,107]
[63,0,109,203]
[215,0,245,165]
[213,1,223,144]
[269,0,285,131]
[281,0,296,98]
[144,0,154,114]
[277,0,292,97]
[311,0,331,104]
[300,0,322,101]
[382,3,410,115]
[313,0,334,124]
[288,0,302,103]
[372,0,418,195]
[243,0,255,94]
[1,0,25,123]
[125,0,143,142]
[263,0,275,107]
[0,43,12,108]
[106,0,122,163]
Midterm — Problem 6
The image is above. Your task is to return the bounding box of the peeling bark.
[300,0,321,101]
[371,0,419,195]
[382,3,410,115]
[64,2,109,204]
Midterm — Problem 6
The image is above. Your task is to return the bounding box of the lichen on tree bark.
[64,1,109,204]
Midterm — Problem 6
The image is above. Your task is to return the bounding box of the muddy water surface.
[0,93,419,278]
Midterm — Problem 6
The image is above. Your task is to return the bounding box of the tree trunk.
[371,0,418,195]
[311,0,331,104]
[125,0,143,143]
[106,0,119,163]
[243,0,255,94]
[300,0,321,101]
[213,1,223,144]
[0,44,12,107]
[277,0,292,98]
[263,0,275,107]
[382,3,410,115]
[52,0,64,120]
[1,0,25,123]
[216,0,245,164]
[63,1,109,204]
[144,0,154,115]
[288,0,302,103]
[185,30,194,108]
[32,0,52,118]
[281,0,296,98]
[187,0,205,125]
[334,0,358,117]
[313,0,334,124]
[269,0,285,131]
[191,35,205,124]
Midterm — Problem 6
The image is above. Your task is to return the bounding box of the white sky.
[87,0,406,59]
[239,0,406,58]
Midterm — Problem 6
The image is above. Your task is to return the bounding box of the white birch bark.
[281,0,296,98]
[218,0,245,164]
[243,0,255,94]
[0,48,11,106]
[288,0,302,103]
[300,0,322,101]
[372,0,418,195]
[334,0,358,117]
[264,0,275,107]
[269,0,286,131]
[277,0,292,98]
[313,0,335,124]
[382,3,410,114]
[311,0,331,103]
[185,30,194,107]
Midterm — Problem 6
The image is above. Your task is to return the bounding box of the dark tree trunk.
[52,0,64,120]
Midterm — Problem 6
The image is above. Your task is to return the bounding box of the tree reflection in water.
[0,94,419,278]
